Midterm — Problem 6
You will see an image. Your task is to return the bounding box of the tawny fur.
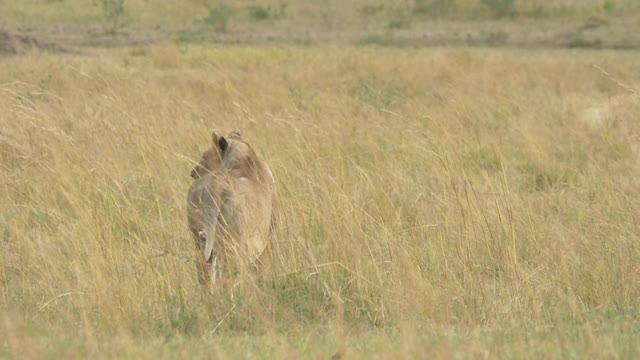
[187,131,277,286]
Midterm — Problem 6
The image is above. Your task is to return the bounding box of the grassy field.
[2,1,640,358]
[1,44,640,358]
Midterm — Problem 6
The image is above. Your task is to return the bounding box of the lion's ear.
[211,131,221,144]
[218,136,228,152]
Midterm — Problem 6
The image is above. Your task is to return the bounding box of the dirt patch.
[0,30,17,55]
[15,25,170,49]
[0,30,19,55]
[1,26,167,56]
[0,28,74,55]
[2,17,640,55]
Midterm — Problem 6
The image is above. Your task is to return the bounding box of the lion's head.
[190,131,238,179]
[190,130,260,180]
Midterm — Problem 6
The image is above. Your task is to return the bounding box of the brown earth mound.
[0,30,18,55]
[0,28,75,55]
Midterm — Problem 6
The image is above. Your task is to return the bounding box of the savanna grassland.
[2,1,640,359]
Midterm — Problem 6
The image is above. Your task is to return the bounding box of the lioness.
[187,131,276,286]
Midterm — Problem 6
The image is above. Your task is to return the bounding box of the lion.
[187,130,277,286]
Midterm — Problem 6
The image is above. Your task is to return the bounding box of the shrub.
[203,2,234,32]
[413,0,456,16]
[98,0,126,28]
[481,0,516,18]
[249,6,271,21]
[248,1,287,21]
[387,6,412,29]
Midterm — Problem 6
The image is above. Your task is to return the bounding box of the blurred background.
[1,0,639,53]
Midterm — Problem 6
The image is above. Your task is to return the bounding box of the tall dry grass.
[1,45,640,358]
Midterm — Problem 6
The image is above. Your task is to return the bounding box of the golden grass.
[1,44,640,358]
